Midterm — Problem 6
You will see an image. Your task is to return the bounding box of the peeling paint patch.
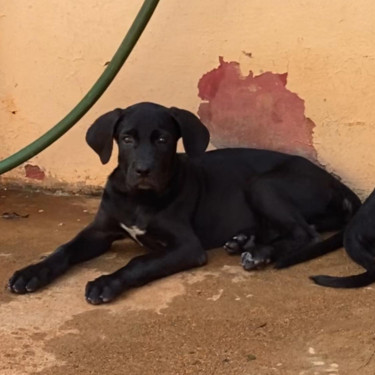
[198,57,317,160]
[25,164,45,180]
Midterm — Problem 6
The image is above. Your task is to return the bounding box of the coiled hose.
[0,0,159,175]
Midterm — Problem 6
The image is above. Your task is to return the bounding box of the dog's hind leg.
[230,179,319,271]
[245,178,319,247]
[241,233,322,271]
[275,202,361,269]
[309,215,346,232]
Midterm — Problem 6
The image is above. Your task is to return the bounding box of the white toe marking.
[120,223,145,245]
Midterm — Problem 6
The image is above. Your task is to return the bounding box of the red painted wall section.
[25,164,45,180]
[198,57,317,160]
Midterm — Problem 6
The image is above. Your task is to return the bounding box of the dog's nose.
[135,166,151,177]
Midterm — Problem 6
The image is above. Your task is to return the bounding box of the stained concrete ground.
[0,189,375,375]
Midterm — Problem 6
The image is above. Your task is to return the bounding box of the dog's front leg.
[85,231,207,305]
[8,214,124,294]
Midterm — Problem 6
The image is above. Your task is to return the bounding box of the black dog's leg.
[310,216,345,232]
[238,179,320,271]
[248,179,318,240]
[274,211,349,270]
[273,216,345,269]
[8,214,124,294]
[240,232,321,271]
[85,232,207,304]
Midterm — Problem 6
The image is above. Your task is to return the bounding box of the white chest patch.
[120,223,146,245]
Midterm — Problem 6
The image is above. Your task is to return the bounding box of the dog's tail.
[275,230,344,269]
[309,207,375,288]
[275,228,375,288]
[305,189,375,289]
[310,270,375,288]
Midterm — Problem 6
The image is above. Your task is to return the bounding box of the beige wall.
[1,0,375,198]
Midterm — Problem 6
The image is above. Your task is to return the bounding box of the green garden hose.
[0,0,159,175]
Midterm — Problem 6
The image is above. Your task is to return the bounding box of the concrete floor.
[1,189,375,375]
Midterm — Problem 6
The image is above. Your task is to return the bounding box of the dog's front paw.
[8,263,55,294]
[85,275,125,305]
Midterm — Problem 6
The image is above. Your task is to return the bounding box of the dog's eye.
[122,135,134,144]
[156,136,168,144]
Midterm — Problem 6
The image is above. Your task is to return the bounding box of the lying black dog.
[305,188,375,288]
[8,102,361,304]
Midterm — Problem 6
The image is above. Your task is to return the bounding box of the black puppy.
[306,188,375,288]
[8,102,361,304]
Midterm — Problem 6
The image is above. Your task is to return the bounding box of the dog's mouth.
[136,182,153,190]
[134,178,157,191]
[125,169,169,194]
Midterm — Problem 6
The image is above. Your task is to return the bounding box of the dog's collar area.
[120,223,145,245]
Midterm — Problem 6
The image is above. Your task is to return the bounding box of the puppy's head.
[86,102,210,193]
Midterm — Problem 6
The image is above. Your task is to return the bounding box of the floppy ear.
[169,107,210,157]
[85,108,123,164]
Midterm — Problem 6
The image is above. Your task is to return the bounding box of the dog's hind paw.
[241,249,272,271]
[241,245,274,271]
[241,252,259,271]
[224,233,255,255]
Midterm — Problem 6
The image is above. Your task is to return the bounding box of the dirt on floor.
[0,189,374,375]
